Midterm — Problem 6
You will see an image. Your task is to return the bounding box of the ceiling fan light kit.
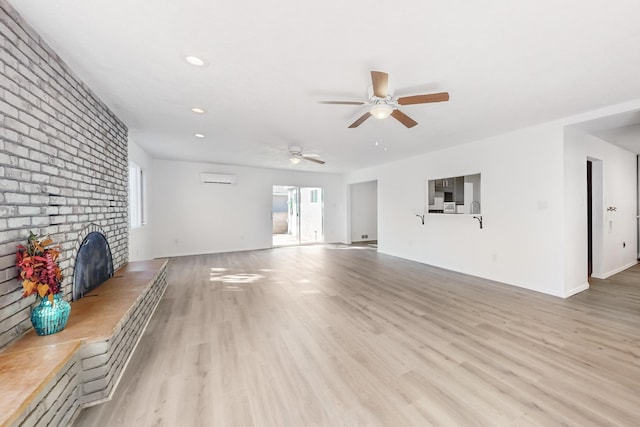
[370,103,394,119]
[320,70,449,128]
[288,146,325,165]
[289,155,302,164]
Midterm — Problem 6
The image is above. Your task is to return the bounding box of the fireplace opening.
[72,232,114,301]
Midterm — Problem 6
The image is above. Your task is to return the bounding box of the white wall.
[350,180,378,242]
[151,160,346,258]
[347,123,567,297]
[563,127,637,295]
[345,99,640,298]
[128,140,154,261]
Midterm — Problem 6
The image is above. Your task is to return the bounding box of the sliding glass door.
[272,186,323,246]
[299,187,323,244]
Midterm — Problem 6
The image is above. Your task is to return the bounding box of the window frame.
[128,162,145,229]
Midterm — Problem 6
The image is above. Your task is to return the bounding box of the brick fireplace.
[0,0,129,349]
[0,4,171,424]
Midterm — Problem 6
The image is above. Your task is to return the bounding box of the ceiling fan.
[320,71,449,128]
[288,146,325,165]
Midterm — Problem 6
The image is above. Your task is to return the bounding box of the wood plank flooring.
[73,244,640,426]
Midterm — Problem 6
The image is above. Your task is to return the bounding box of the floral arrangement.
[16,232,63,301]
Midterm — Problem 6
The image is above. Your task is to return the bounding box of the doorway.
[587,157,604,279]
[587,160,593,277]
[349,180,378,245]
[272,185,324,246]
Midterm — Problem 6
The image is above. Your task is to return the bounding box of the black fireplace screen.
[72,232,114,301]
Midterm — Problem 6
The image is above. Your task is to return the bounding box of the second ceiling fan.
[320,71,449,128]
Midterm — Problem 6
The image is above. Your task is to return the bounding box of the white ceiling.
[594,124,640,153]
[8,0,640,173]
[572,110,640,153]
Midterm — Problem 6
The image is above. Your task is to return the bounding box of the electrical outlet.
[361,234,368,239]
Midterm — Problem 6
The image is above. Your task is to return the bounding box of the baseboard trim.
[591,260,638,280]
[564,283,589,298]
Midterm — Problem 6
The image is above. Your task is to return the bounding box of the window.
[310,189,319,204]
[129,162,144,228]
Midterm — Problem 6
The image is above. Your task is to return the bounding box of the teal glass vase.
[31,293,71,336]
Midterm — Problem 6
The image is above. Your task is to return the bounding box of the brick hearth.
[0,259,167,427]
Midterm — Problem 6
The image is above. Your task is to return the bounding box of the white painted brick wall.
[0,0,129,349]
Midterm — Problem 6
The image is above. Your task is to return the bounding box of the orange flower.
[16,232,64,299]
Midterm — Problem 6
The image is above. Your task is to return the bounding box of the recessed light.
[384,147,388,152]
[185,56,205,66]
[374,141,379,146]
[191,108,205,114]
[194,133,205,138]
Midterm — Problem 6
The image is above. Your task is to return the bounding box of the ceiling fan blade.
[304,156,325,165]
[318,101,366,105]
[391,110,418,128]
[397,92,450,105]
[348,112,372,128]
[371,71,389,98]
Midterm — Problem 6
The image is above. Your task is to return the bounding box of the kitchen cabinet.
[434,178,453,192]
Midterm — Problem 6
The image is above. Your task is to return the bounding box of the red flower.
[16,232,63,302]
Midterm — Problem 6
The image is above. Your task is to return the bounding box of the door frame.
[587,160,593,278]
[587,157,604,279]
[272,185,324,247]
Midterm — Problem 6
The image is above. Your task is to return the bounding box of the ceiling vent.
[200,173,237,185]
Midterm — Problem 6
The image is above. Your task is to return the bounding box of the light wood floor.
[74,244,640,426]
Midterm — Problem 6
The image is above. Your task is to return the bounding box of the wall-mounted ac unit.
[200,173,237,185]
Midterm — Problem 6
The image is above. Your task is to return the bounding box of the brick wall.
[0,1,129,349]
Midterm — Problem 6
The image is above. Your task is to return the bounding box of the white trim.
[129,162,144,229]
[591,260,638,279]
[564,283,590,298]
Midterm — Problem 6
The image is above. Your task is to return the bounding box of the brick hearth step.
[0,259,168,427]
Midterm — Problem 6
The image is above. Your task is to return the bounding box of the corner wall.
[563,127,637,295]
[0,2,128,348]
